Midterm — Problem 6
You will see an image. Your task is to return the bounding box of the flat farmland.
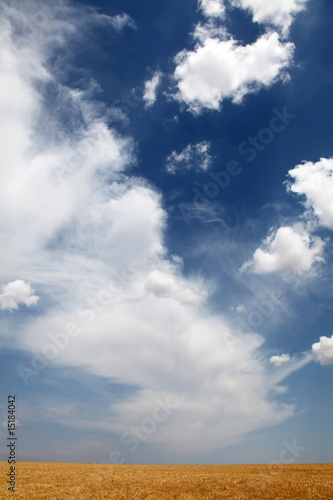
[1,462,332,499]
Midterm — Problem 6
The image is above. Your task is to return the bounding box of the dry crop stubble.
[1,462,333,499]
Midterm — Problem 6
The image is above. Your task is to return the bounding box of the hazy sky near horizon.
[0,0,333,465]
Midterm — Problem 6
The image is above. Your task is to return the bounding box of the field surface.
[1,462,333,499]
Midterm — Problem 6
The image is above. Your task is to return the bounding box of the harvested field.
[1,462,332,499]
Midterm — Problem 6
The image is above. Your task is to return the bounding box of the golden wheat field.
[1,462,333,499]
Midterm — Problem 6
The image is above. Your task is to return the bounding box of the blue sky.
[0,0,333,465]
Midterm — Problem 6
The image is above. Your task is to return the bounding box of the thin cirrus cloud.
[0,0,303,459]
[166,141,212,174]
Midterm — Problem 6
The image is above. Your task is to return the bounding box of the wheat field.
[1,462,332,499]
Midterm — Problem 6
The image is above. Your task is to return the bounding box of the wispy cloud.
[96,12,136,31]
[143,71,162,108]
[166,141,212,174]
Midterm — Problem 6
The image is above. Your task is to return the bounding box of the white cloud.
[26,299,295,455]
[143,71,162,108]
[0,280,39,311]
[193,21,227,44]
[241,225,325,274]
[96,12,136,31]
[166,141,212,174]
[269,352,312,387]
[173,32,294,113]
[145,269,206,305]
[272,385,288,394]
[270,353,292,367]
[287,158,333,230]
[240,155,333,276]
[199,0,225,18]
[230,304,245,312]
[312,335,333,366]
[0,0,301,458]
[2,419,21,428]
[231,0,308,34]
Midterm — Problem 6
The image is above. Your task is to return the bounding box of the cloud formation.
[242,154,333,276]
[312,335,333,366]
[241,225,325,274]
[287,158,333,229]
[0,280,39,311]
[231,0,308,34]
[143,71,162,108]
[270,353,292,367]
[199,0,225,18]
[0,0,306,459]
[173,32,293,113]
[145,269,206,305]
[99,12,137,31]
[166,141,212,174]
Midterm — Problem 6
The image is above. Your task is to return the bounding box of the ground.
[1,462,333,499]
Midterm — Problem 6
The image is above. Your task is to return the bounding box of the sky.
[0,0,332,465]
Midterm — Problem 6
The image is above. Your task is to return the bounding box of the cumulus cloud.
[240,153,333,276]
[166,141,212,174]
[231,0,308,34]
[312,335,333,366]
[199,0,225,18]
[241,225,325,274]
[0,280,39,311]
[0,0,301,458]
[173,32,294,113]
[145,269,206,305]
[143,71,162,108]
[287,158,333,229]
[270,353,292,367]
